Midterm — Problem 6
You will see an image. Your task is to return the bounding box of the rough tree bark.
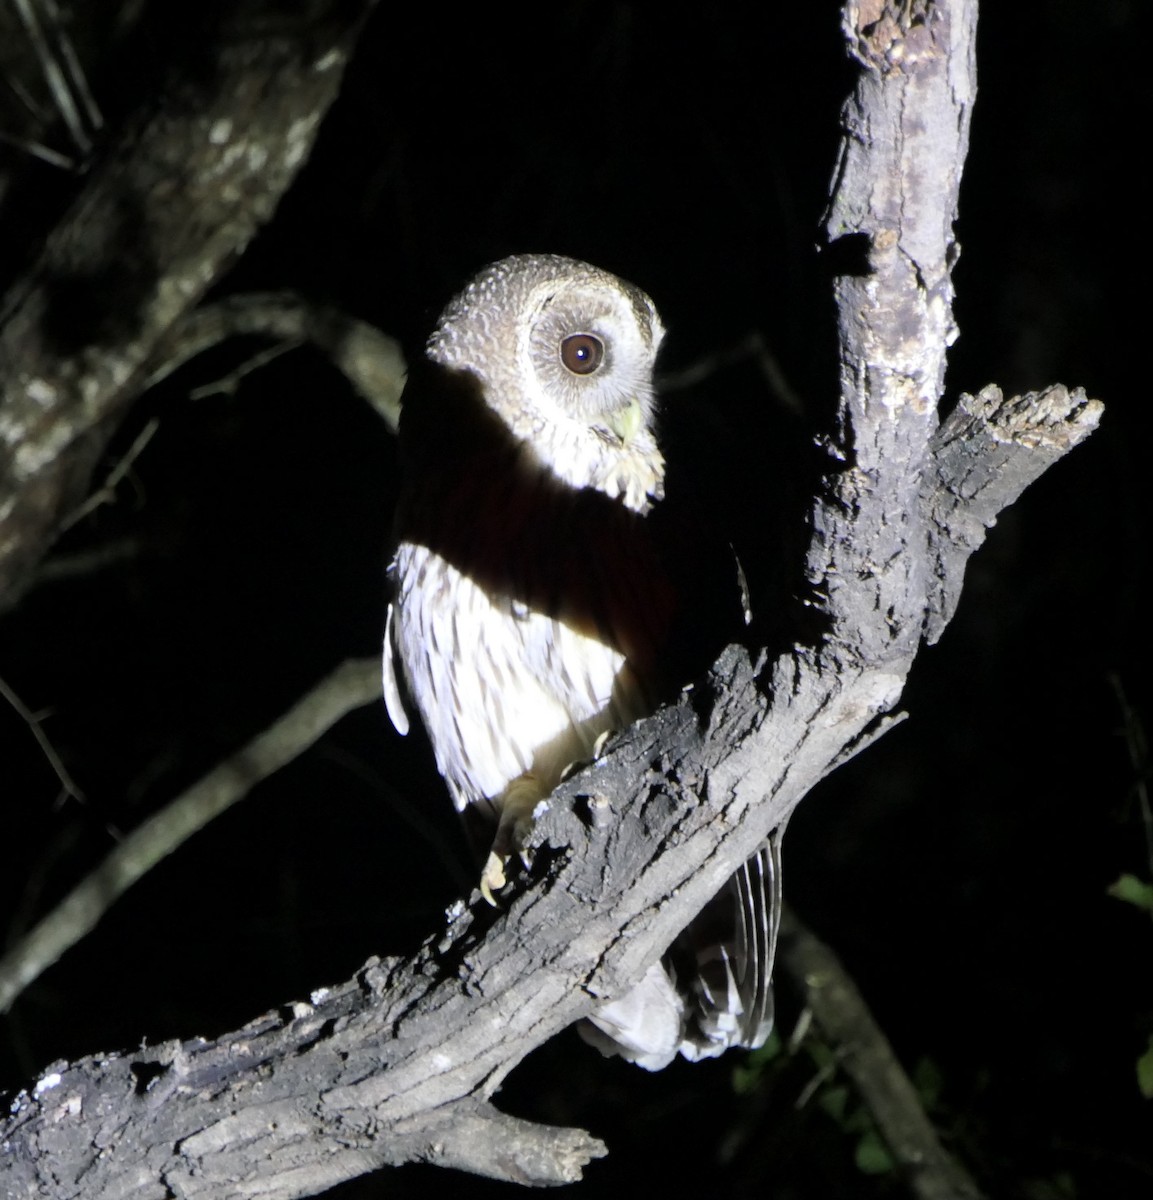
[0,1,1101,1197]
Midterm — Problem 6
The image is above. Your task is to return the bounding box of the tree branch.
[925,382,1101,641]
[147,291,406,429]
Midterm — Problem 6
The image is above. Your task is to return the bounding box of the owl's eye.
[560,333,605,376]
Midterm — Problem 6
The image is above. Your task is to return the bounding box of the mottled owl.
[384,254,780,1069]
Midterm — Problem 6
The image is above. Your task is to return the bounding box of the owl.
[384,254,780,1069]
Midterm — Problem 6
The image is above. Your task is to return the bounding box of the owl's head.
[427,254,666,509]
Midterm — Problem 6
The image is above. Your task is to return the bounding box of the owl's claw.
[559,730,613,784]
[478,774,542,905]
[478,839,532,906]
[479,851,508,906]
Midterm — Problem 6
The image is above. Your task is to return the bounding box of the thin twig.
[658,331,807,415]
[59,417,159,531]
[0,127,77,170]
[11,0,98,155]
[0,670,86,804]
[187,339,302,400]
[149,292,406,430]
[42,0,103,134]
[2,67,51,123]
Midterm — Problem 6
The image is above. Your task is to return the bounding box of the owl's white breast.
[391,542,628,813]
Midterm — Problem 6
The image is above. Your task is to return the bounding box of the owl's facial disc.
[522,279,661,443]
[424,255,665,494]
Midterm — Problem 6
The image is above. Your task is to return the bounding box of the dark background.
[1,3,1147,1197]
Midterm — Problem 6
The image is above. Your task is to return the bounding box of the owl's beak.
[606,398,644,445]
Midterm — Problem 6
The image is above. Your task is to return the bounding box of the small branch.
[49,288,405,537]
[10,0,101,156]
[0,669,86,804]
[40,0,104,137]
[149,292,407,430]
[0,127,78,170]
[412,1101,608,1186]
[58,416,158,531]
[0,657,381,1015]
[779,909,987,1200]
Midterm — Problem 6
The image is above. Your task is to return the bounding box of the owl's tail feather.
[681,829,782,1061]
[578,961,688,1071]
[578,828,784,1070]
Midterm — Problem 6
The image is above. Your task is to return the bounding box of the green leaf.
[1107,873,1153,913]
[854,1128,895,1176]
[1137,1034,1153,1099]
[818,1084,850,1124]
[730,1029,781,1095]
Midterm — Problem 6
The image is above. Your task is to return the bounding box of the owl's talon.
[558,758,585,783]
[475,775,543,903]
[480,851,508,906]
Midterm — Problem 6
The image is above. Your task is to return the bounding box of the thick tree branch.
[925,382,1101,640]
[0,0,378,613]
[0,1,1105,1195]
